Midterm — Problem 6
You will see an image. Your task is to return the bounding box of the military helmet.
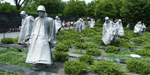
[37,5,46,12]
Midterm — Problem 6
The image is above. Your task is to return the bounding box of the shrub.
[54,44,69,52]
[86,48,101,56]
[64,60,88,75]
[1,38,14,44]
[91,61,126,75]
[13,37,19,44]
[74,42,84,49]
[76,38,85,43]
[131,37,144,44]
[89,35,104,46]
[134,49,150,57]
[114,39,136,49]
[84,43,98,50]
[78,55,94,65]
[53,51,69,62]
[62,40,72,48]
[105,46,119,54]
[126,59,150,74]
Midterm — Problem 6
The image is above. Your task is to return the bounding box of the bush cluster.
[105,46,119,54]
[86,48,101,56]
[74,42,84,49]
[131,37,144,44]
[62,40,72,48]
[126,59,150,74]
[89,35,104,46]
[54,44,69,52]
[134,49,150,57]
[78,55,94,65]
[64,60,87,75]
[114,39,136,49]
[53,51,69,62]
[1,38,14,44]
[13,37,19,44]
[84,43,98,50]
[91,61,126,75]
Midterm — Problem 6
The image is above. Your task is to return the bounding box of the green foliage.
[0,3,20,13]
[62,40,72,48]
[95,0,117,19]
[53,51,69,62]
[105,46,119,54]
[0,48,30,68]
[86,48,101,56]
[82,27,96,37]
[91,61,126,75]
[78,55,94,65]
[13,37,19,44]
[25,0,63,15]
[74,42,84,49]
[120,0,150,25]
[134,49,150,57]
[89,35,104,46]
[131,37,144,44]
[86,1,95,17]
[84,43,98,50]
[64,1,87,17]
[1,38,14,44]
[126,59,150,74]
[64,60,88,75]
[56,29,81,43]
[54,44,69,52]
[114,39,136,49]
[0,70,21,75]
[71,50,86,55]
[95,21,103,27]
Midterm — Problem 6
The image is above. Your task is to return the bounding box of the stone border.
[68,53,127,63]
[0,63,60,75]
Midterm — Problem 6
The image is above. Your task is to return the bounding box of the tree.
[24,0,62,15]
[111,0,123,18]
[0,2,19,12]
[94,0,117,20]
[14,0,29,10]
[86,1,95,17]
[120,0,150,25]
[64,1,86,17]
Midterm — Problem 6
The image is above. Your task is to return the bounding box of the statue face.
[20,14,25,18]
[38,11,45,17]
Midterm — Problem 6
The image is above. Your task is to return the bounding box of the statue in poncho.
[142,23,146,32]
[25,5,56,68]
[75,18,82,32]
[116,19,124,36]
[90,19,95,29]
[134,21,143,36]
[18,11,34,44]
[55,16,62,35]
[126,23,130,30]
[102,17,118,45]
[81,19,86,30]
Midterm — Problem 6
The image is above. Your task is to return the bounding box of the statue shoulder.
[47,17,54,21]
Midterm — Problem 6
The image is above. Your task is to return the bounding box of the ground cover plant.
[0,48,30,68]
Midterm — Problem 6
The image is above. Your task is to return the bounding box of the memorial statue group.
[18,5,146,70]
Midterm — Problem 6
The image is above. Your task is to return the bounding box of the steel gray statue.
[18,11,34,44]
[102,17,118,45]
[55,16,62,35]
[116,19,124,36]
[75,18,82,32]
[25,5,56,65]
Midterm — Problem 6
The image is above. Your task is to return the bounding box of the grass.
[0,48,30,68]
